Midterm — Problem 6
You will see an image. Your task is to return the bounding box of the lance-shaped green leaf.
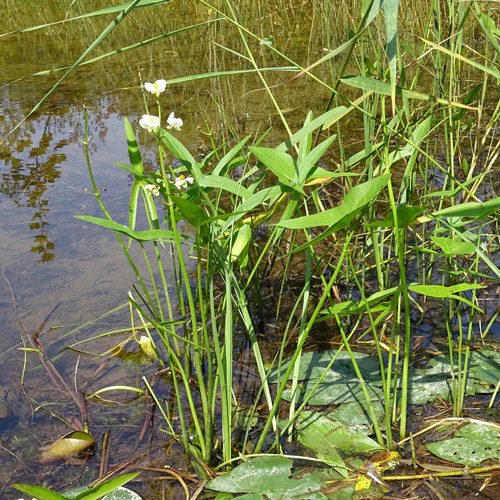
[430,196,500,220]
[199,175,252,199]
[160,132,204,181]
[75,216,176,242]
[123,118,144,242]
[321,286,399,316]
[230,224,252,268]
[11,484,65,500]
[252,147,304,194]
[169,195,208,228]
[408,283,485,298]
[384,0,399,112]
[212,136,252,176]
[431,236,476,255]
[370,206,425,228]
[279,174,390,229]
[276,94,370,152]
[340,76,478,110]
[296,135,336,186]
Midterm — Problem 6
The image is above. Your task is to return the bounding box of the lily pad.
[327,400,384,430]
[206,456,328,499]
[269,349,500,411]
[297,411,383,477]
[426,421,500,466]
[269,351,383,405]
[268,351,381,384]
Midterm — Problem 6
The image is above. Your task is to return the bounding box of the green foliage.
[12,472,141,500]
[8,0,500,494]
[427,421,500,466]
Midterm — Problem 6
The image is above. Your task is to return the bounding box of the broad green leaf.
[206,456,326,497]
[298,411,383,473]
[469,350,500,389]
[328,400,385,429]
[230,224,251,265]
[297,415,348,476]
[427,422,500,466]
[75,216,175,242]
[369,206,425,228]
[11,484,65,500]
[199,175,252,199]
[169,195,208,228]
[431,236,476,255]
[268,351,383,405]
[279,174,390,229]
[252,147,302,193]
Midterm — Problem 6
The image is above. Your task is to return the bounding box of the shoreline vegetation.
[5,1,500,498]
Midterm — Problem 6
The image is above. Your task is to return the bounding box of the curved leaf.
[75,215,175,242]
[279,174,390,229]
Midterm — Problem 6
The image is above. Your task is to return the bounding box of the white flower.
[143,183,160,196]
[166,112,183,131]
[139,114,160,132]
[144,79,167,95]
[172,174,194,190]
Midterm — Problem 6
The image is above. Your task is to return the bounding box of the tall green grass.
[5,0,500,480]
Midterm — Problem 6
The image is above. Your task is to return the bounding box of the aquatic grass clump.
[74,0,500,476]
[6,0,500,496]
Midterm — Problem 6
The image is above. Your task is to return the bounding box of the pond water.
[2,2,500,499]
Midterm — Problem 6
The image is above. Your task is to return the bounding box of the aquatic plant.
[5,0,500,497]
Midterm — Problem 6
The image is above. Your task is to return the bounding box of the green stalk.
[334,310,384,446]
[254,235,353,453]
[384,173,411,439]
[347,254,391,448]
